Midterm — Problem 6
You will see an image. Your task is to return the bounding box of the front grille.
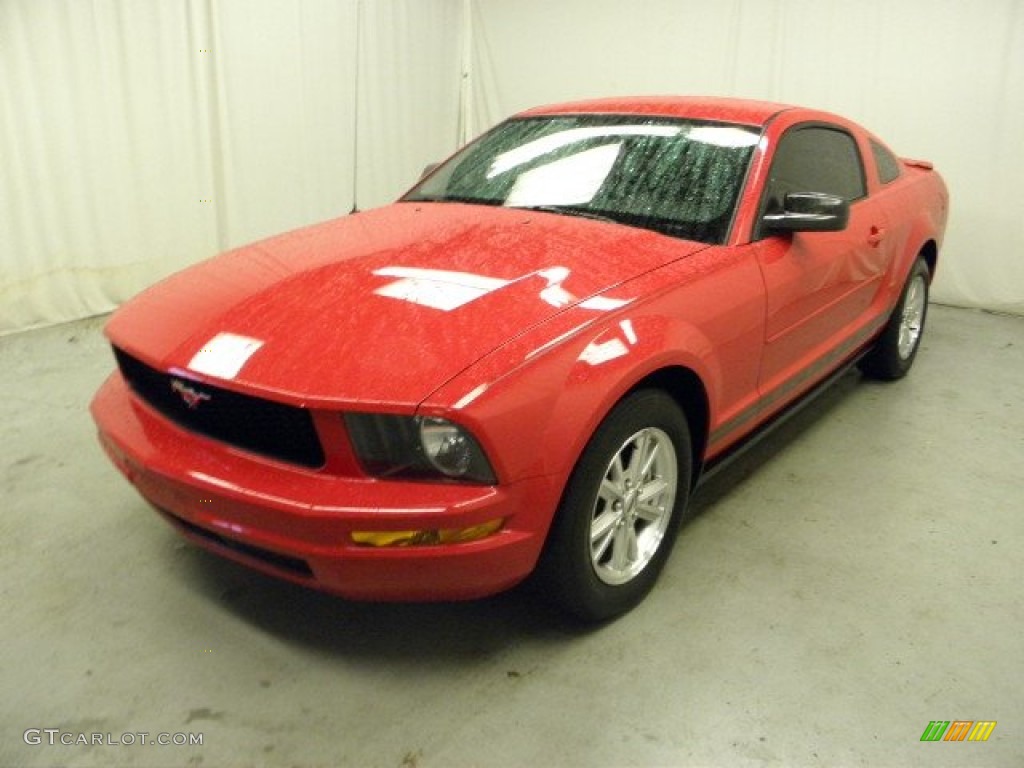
[114,347,326,469]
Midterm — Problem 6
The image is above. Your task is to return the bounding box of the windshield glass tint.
[403,115,760,244]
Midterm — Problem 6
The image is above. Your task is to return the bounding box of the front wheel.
[859,258,931,380]
[538,390,692,622]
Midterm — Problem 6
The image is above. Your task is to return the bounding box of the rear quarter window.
[871,140,901,185]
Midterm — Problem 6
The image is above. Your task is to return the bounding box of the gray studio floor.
[2,304,1022,768]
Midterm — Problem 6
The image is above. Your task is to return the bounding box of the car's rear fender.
[871,170,946,314]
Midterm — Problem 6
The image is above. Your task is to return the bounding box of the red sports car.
[91,96,948,621]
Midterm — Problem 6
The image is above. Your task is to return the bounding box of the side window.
[761,126,866,217]
[871,140,901,185]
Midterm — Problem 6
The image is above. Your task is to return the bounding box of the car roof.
[517,95,797,127]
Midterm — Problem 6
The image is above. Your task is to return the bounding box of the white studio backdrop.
[1,0,462,335]
[2,0,1023,336]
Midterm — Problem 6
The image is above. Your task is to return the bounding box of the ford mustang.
[90,96,949,621]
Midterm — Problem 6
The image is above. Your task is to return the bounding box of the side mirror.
[762,192,850,233]
[420,162,440,179]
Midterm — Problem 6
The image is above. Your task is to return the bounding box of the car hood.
[107,203,706,407]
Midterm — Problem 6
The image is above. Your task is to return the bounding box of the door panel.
[756,197,890,394]
[750,122,895,400]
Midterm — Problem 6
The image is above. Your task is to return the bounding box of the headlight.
[344,413,496,484]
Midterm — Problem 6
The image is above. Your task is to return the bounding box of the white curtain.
[0,0,462,335]
[355,0,463,209]
[471,0,1024,315]
[205,0,361,249]
[2,0,1022,336]
[2,1,219,334]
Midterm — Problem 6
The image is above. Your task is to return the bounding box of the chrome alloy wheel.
[898,273,927,360]
[589,427,678,586]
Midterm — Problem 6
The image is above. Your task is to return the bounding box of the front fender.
[540,313,719,485]
[423,245,765,494]
[417,306,722,549]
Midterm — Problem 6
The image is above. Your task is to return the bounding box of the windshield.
[403,115,760,245]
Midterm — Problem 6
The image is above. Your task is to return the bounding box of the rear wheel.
[539,390,692,622]
[859,258,930,380]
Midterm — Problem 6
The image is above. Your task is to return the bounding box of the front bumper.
[90,374,556,601]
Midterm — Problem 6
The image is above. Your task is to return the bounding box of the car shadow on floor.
[173,367,867,657]
[176,534,583,661]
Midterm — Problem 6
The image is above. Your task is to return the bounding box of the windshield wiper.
[402,194,501,206]
[517,204,622,226]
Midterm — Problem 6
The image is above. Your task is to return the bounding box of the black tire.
[538,389,692,622]
[859,258,931,380]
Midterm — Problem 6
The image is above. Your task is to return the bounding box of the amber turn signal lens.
[351,518,504,547]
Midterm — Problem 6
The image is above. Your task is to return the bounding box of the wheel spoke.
[635,501,665,523]
[624,523,639,563]
[638,438,660,479]
[637,477,668,504]
[610,525,631,572]
[599,477,621,502]
[627,432,650,484]
[590,509,618,546]
[591,525,615,563]
[609,453,625,486]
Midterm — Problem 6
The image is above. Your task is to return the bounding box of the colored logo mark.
[920,721,996,742]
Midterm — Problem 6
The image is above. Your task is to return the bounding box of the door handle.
[867,226,886,247]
